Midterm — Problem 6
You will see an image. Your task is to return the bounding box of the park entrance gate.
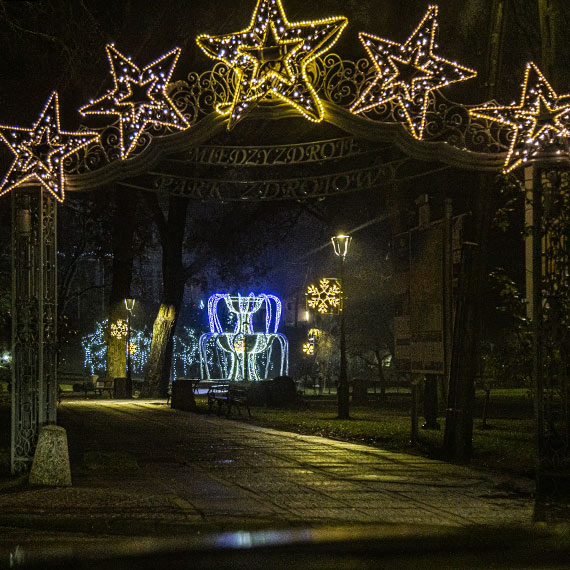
[2,1,569,498]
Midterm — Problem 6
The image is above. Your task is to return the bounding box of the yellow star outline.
[470,62,570,173]
[238,20,303,92]
[196,0,347,130]
[383,47,434,100]
[21,127,64,173]
[0,92,98,203]
[351,5,477,139]
[115,75,160,118]
[79,44,188,159]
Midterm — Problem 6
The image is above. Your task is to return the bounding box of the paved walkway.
[0,401,535,554]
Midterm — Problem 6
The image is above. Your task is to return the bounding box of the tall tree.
[140,194,189,397]
[106,188,138,380]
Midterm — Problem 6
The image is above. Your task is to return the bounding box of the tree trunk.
[143,304,176,396]
[374,349,386,402]
[141,195,189,397]
[444,173,495,461]
[106,188,137,380]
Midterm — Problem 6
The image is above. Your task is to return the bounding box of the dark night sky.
[1,0,567,125]
[0,0,565,306]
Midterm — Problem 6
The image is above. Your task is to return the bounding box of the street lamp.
[331,234,352,419]
[124,298,135,397]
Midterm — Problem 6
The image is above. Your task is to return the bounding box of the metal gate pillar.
[11,186,57,474]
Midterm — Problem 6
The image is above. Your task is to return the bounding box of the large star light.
[79,44,188,159]
[196,0,347,129]
[470,62,570,173]
[351,5,477,139]
[0,92,98,202]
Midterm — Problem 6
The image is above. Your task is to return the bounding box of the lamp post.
[331,234,352,420]
[124,298,135,397]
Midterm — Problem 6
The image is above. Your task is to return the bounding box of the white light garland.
[199,292,288,381]
[0,92,98,202]
[350,5,477,140]
[196,0,347,129]
[79,44,188,159]
[470,62,570,173]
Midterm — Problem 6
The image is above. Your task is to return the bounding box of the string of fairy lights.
[0,92,97,202]
[79,44,189,159]
[82,320,206,379]
[196,0,347,129]
[469,62,570,173]
[0,1,569,200]
[350,5,476,140]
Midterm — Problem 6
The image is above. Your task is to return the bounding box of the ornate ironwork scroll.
[11,187,57,474]
[66,55,512,188]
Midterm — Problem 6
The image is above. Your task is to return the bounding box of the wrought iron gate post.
[11,186,57,474]
[526,164,570,504]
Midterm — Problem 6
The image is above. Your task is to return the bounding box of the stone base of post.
[29,425,72,487]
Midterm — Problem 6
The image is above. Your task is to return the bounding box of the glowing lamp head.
[331,234,352,259]
[124,298,136,313]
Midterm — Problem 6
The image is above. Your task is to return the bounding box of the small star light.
[0,92,98,203]
[196,0,347,129]
[307,278,342,314]
[79,44,188,159]
[470,62,570,173]
[302,341,314,355]
[350,5,476,139]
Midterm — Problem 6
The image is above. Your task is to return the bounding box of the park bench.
[207,383,251,418]
[92,375,114,398]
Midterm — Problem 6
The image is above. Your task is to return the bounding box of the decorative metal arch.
[64,56,511,192]
[5,2,570,482]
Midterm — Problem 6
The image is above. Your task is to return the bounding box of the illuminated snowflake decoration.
[350,5,476,139]
[82,320,151,375]
[196,0,347,130]
[302,341,314,355]
[110,319,128,339]
[308,328,321,340]
[307,278,341,314]
[0,92,98,202]
[79,44,188,159]
[470,62,570,173]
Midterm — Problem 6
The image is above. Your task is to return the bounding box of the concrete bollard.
[29,425,72,487]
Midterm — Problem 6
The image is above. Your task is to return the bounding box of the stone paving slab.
[0,400,536,548]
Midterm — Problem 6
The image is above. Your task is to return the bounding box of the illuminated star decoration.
[0,92,98,203]
[350,5,477,139]
[307,278,342,314]
[196,0,347,129]
[470,62,570,173]
[302,341,314,355]
[79,44,188,159]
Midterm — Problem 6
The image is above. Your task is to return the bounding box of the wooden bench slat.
[207,383,251,418]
